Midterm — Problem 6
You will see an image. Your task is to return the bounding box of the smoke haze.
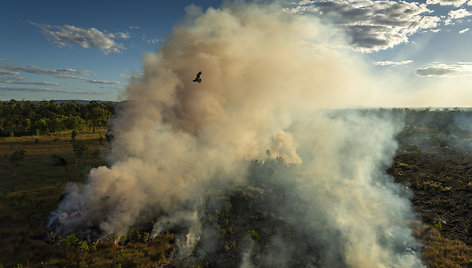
[49,2,425,267]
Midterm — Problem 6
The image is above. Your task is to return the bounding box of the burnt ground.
[6,109,472,267]
[391,115,472,248]
[390,147,472,246]
[387,110,472,267]
[191,110,472,267]
[181,160,328,268]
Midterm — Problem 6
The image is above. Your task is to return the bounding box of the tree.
[0,100,114,137]
[87,101,111,132]
[23,118,31,132]
[33,118,49,135]
[65,116,86,130]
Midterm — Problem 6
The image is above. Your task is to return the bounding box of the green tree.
[23,118,31,132]
[33,118,49,135]
[0,100,114,136]
[86,101,111,132]
[65,115,86,130]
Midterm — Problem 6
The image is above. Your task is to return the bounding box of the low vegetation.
[2,104,472,266]
[0,129,175,267]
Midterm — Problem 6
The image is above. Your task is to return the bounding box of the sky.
[1,0,472,102]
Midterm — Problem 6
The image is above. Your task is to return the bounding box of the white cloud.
[292,0,440,52]
[59,74,121,84]
[121,73,140,79]
[459,27,470,33]
[141,34,161,44]
[31,22,128,54]
[416,62,472,76]
[117,32,130,39]
[0,79,59,86]
[0,86,97,95]
[0,69,20,75]
[99,85,124,89]
[0,63,121,85]
[147,38,160,44]
[445,8,472,24]
[426,0,468,7]
[129,25,140,29]
[449,8,472,18]
[374,60,413,66]
[7,64,89,76]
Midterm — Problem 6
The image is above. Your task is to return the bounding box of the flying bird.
[193,71,202,83]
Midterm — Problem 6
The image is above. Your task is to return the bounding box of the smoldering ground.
[48,2,425,267]
[393,108,472,156]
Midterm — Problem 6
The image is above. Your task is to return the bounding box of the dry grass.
[39,233,174,267]
[1,129,472,267]
[414,224,472,267]
[0,130,173,267]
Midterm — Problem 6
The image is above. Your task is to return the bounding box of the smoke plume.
[49,2,424,267]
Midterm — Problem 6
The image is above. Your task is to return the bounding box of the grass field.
[0,130,172,267]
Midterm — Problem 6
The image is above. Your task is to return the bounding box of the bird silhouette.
[193,71,202,83]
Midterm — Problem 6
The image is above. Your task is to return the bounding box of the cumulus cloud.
[445,8,472,24]
[459,27,470,33]
[427,0,468,7]
[416,62,472,76]
[374,60,413,66]
[292,0,439,52]
[31,22,129,54]
[449,7,472,18]
[117,32,130,39]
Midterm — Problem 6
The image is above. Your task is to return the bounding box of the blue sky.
[1,0,472,101]
[0,0,221,100]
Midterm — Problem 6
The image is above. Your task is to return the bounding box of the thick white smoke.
[49,2,424,267]
[284,112,421,267]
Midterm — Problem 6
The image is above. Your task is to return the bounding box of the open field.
[3,112,472,267]
[0,130,173,267]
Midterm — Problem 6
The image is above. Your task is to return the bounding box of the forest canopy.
[0,100,115,137]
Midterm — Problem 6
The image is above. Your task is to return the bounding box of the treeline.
[341,107,472,131]
[390,108,472,134]
[0,100,115,137]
